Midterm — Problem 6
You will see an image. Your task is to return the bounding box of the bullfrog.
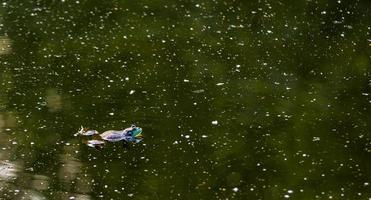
[100,125,143,143]
[79,125,143,149]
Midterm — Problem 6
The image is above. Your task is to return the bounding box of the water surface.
[0,0,371,199]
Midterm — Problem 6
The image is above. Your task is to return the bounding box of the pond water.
[0,1,371,199]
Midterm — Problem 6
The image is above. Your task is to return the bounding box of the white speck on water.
[288,190,293,194]
[364,182,369,186]
[185,135,190,139]
[125,77,129,81]
[129,90,135,95]
[128,193,133,197]
[201,135,208,138]
[212,120,218,125]
[69,197,75,200]
[216,83,224,86]
[312,137,320,142]
[183,79,190,82]
[109,112,114,116]
[173,141,179,144]
[284,194,290,198]
[232,187,239,192]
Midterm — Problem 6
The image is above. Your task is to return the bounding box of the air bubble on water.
[212,120,218,125]
[232,187,239,192]
[129,90,135,95]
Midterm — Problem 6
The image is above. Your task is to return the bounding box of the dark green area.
[0,0,371,199]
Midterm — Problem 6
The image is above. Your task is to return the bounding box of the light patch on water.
[46,89,62,112]
[0,36,12,55]
[22,190,45,200]
[192,89,204,93]
[0,161,19,181]
[0,114,4,130]
[32,175,49,191]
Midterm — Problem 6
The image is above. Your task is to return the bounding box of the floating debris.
[192,89,205,93]
[312,137,320,142]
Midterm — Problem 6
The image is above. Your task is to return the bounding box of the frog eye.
[131,124,136,128]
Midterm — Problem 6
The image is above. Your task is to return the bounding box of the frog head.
[132,126,143,139]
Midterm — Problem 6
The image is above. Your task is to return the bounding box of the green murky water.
[0,0,371,199]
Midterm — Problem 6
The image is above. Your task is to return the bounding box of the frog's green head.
[132,126,143,139]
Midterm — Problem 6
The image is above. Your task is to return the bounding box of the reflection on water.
[58,142,92,199]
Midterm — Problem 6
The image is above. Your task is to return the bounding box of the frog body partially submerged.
[75,126,99,136]
[100,125,143,143]
[77,125,143,149]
